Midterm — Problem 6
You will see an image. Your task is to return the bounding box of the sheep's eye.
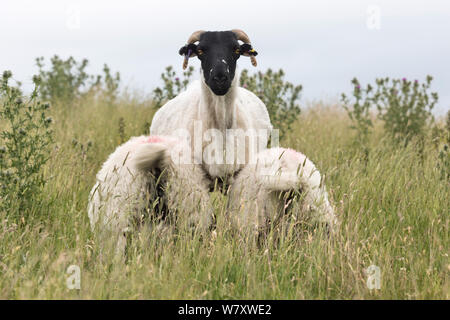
[234,48,240,55]
[197,49,204,56]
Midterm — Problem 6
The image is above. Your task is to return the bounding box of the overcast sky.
[1,0,449,114]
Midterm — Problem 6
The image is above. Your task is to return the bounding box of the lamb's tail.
[252,147,321,192]
[133,142,168,172]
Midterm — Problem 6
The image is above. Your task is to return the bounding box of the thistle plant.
[341,78,374,148]
[36,56,121,105]
[102,64,121,105]
[0,71,53,219]
[118,117,126,144]
[240,69,302,141]
[436,110,450,180]
[447,110,450,138]
[36,56,90,103]
[375,76,438,146]
[437,144,449,180]
[341,76,438,148]
[153,66,195,109]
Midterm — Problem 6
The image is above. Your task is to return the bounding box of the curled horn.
[182,30,206,70]
[187,30,205,44]
[231,29,257,67]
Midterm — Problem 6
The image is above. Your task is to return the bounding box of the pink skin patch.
[283,148,302,160]
[141,136,164,144]
[278,148,305,170]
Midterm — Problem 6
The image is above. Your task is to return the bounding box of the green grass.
[0,95,448,299]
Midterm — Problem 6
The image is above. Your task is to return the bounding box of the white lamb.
[87,135,212,252]
[228,147,337,239]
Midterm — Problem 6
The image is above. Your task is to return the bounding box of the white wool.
[89,65,338,249]
[150,71,336,237]
[228,147,337,235]
[150,70,273,178]
[87,135,212,253]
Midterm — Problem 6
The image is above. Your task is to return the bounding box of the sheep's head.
[179,29,258,96]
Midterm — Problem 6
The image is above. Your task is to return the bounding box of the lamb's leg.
[88,178,138,258]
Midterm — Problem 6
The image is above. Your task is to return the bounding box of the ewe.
[150,29,272,180]
[150,29,337,233]
[88,29,270,252]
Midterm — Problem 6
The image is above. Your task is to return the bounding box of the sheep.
[150,29,337,237]
[228,147,337,241]
[150,29,273,182]
[87,135,212,253]
[87,29,269,252]
[88,29,336,251]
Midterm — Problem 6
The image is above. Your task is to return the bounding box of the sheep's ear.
[239,44,258,57]
[179,43,198,70]
[178,43,198,57]
[239,44,258,67]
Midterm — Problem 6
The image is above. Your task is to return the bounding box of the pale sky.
[1,0,449,114]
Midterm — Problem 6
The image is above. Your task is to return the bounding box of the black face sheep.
[150,29,273,180]
[150,29,337,238]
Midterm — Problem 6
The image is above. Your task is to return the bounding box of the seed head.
[32,75,42,85]
[2,70,12,80]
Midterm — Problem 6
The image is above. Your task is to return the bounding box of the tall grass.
[0,59,448,299]
[0,94,447,299]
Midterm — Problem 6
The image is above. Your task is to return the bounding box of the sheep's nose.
[213,74,228,85]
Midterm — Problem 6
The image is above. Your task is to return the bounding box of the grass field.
[0,89,448,299]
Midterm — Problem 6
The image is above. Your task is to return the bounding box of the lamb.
[87,135,212,253]
[150,29,273,181]
[228,147,337,240]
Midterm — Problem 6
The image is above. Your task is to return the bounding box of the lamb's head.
[179,29,258,96]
